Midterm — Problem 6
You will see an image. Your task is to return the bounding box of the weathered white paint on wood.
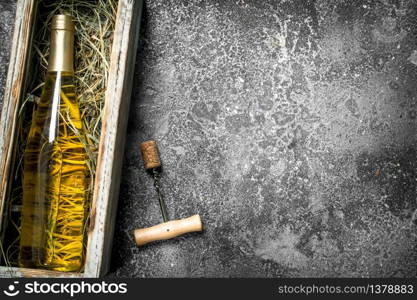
[0,266,82,278]
[0,0,143,278]
[0,0,36,238]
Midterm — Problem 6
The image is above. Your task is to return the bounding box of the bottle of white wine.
[19,15,89,272]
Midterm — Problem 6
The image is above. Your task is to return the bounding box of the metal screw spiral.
[152,168,168,222]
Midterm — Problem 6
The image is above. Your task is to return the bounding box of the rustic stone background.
[1,0,417,277]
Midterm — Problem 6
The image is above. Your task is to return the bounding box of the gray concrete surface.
[0,1,15,103]
[1,0,417,277]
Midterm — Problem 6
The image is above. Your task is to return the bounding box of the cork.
[140,140,161,170]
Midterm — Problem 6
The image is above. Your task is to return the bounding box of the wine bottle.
[19,15,89,272]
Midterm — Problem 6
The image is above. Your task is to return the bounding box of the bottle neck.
[47,28,74,73]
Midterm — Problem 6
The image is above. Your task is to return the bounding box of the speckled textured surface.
[0,1,15,103]
[1,0,417,278]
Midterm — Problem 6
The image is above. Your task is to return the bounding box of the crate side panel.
[84,0,143,278]
[0,0,37,278]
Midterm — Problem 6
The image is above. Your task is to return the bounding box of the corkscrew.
[133,140,203,246]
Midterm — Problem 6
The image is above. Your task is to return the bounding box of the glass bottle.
[19,15,89,272]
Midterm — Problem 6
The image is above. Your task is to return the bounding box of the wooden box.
[0,0,142,277]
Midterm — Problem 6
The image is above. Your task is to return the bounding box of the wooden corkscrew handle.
[134,215,203,246]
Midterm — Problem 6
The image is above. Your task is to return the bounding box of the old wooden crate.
[0,0,142,277]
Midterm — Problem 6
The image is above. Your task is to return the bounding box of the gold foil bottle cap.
[51,14,74,31]
[48,15,74,73]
